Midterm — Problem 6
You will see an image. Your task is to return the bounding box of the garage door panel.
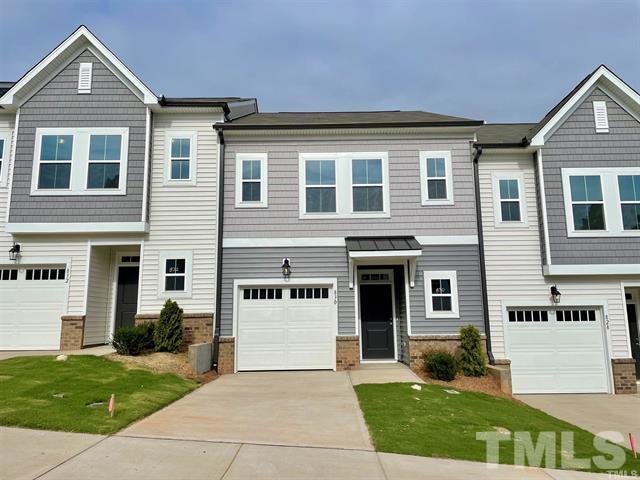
[237,284,336,371]
[507,307,609,394]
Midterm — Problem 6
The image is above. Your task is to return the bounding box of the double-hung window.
[568,175,605,231]
[235,153,268,208]
[423,271,459,318]
[419,151,453,205]
[87,134,122,189]
[618,175,640,230]
[492,173,527,226]
[299,152,389,218]
[305,159,336,213]
[165,132,197,184]
[0,133,9,185]
[159,251,192,298]
[32,127,128,195]
[352,159,383,212]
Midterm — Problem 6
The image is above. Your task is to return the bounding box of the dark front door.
[115,266,139,329]
[360,283,395,359]
[627,303,640,379]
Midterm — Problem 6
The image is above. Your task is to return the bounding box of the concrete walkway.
[517,393,640,447]
[0,427,612,479]
[0,345,114,360]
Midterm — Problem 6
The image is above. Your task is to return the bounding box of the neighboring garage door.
[506,307,609,394]
[0,266,67,350]
[237,284,337,371]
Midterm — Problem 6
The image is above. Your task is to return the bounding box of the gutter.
[214,120,484,131]
[472,146,495,365]
[212,127,226,370]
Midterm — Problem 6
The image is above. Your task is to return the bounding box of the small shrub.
[458,325,487,377]
[154,299,183,353]
[424,350,457,381]
[112,322,155,356]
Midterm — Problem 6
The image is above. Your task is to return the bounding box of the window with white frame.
[618,175,640,230]
[299,152,389,218]
[235,153,268,208]
[568,175,605,231]
[31,127,128,195]
[492,173,527,226]
[561,167,640,236]
[423,271,459,318]
[159,251,192,297]
[165,132,197,184]
[305,159,336,213]
[0,133,8,185]
[419,151,453,205]
[352,159,383,212]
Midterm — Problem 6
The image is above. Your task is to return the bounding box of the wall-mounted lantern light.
[550,285,561,304]
[9,243,21,261]
[281,258,291,279]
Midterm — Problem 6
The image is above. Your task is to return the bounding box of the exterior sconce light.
[281,258,291,279]
[550,285,561,304]
[9,243,21,261]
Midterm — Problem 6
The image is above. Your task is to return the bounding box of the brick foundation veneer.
[135,312,213,351]
[336,336,360,371]
[216,336,235,374]
[60,315,86,350]
[611,358,638,394]
[408,334,487,374]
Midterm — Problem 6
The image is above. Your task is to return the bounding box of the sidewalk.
[1,427,612,480]
[0,345,114,361]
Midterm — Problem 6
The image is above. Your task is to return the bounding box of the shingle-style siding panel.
[220,247,353,336]
[410,245,484,334]
[9,49,146,223]
[223,136,477,237]
[478,153,636,359]
[542,88,640,265]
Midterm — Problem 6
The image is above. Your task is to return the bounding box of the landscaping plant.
[111,322,155,356]
[154,299,183,353]
[423,350,457,381]
[458,324,487,376]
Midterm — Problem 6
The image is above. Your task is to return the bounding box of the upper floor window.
[305,159,336,213]
[235,153,268,208]
[0,133,9,185]
[165,131,197,185]
[299,152,389,219]
[618,175,640,230]
[561,167,640,237]
[31,127,129,196]
[569,175,605,231]
[419,151,453,205]
[492,172,527,227]
[352,159,383,212]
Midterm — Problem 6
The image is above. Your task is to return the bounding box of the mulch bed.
[107,352,217,384]
[415,368,511,398]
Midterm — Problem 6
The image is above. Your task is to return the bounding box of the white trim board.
[223,235,478,249]
[6,222,149,233]
[543,264,640,276]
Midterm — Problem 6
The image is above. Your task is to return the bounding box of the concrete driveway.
[121,370,376,450]
[516,393,640,446]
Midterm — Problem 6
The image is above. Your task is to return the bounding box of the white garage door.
[0,266,67,350]
[506,307,609,394]
[237,284,336,371]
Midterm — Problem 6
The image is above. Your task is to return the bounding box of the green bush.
[424,350,458,381]
[112,322,155,356]
[458,325,487,376]
[154,299,183,353]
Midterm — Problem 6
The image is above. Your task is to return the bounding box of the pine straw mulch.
[107,351,217,384]
[415,369,512,399]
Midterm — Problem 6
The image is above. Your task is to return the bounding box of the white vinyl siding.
[84,246,114,345]
[592,101,609,133]
[139,112,221,314]
[478,153,636,360]
[0,131,9,186]
[0,116,15,252]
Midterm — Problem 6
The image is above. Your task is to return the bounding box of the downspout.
[472,146,495,365]
[212,127,225,370]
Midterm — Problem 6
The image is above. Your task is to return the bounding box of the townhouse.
[0,27,638,395]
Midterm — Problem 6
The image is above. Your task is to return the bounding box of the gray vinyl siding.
[223,136,477,237]
[410,245,484,334]
[9,49,146,223]
[542,88,640,265]
[220,246,354,336]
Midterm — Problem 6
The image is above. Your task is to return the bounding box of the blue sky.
[1,0,638,122]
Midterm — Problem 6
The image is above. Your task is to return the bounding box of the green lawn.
[0,355,197,434]
[355,383,640,474]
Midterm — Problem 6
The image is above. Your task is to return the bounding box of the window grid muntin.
[430,278,452,312]
[305,159,337,213]
[1,269,18,281]
[618,175,640,230]
[170,137,191,180]
[290,287,329,300]
[243,288,283,300]
[87,134,122,189]
[38,135,73,189]
[569,175,605,231]
[25,268,65,281]
[425,156,447,200]
[352,159,383,212]
[164,258,186,291]
[241,159,262,202]
[499,178,522,222]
